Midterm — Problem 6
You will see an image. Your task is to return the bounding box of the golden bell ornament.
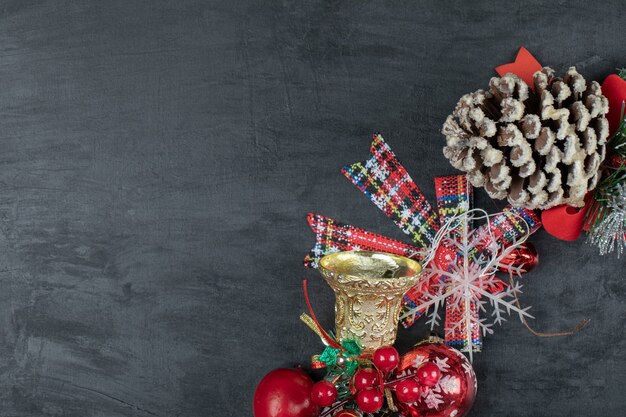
[318,251,422,352]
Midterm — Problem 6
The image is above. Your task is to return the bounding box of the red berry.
[310,380,337,407]
[353,367,378,390]
[416,362,441,387]
[333,410,360,417]
[395,378,421,403]
[356,388,384,413]
[372,346,399,372]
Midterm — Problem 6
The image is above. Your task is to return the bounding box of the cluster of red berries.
[309,346,441,415]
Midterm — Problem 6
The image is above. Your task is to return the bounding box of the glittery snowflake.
[423,390,445,409]
[401,208,534,361]
[434,356,450,372]
[438,374,461,395]
[412,355,428,369]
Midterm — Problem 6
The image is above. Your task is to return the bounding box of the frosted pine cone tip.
[442,66,609,210]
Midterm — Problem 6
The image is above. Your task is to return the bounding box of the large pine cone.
[442,67,609,209]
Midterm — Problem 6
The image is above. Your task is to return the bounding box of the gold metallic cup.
[318,251,422,352]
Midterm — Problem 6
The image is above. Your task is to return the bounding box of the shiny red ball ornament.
[395,378,422,403]
[310,380,337,407]
[356,388,384,413]
[393,341,476,417]
[253,368,320,417]
[498,242,539,273]
[353,367,378,390]
[372,346,399,372]
[416,362,441,387]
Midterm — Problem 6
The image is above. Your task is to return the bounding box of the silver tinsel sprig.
[587,183,626,257]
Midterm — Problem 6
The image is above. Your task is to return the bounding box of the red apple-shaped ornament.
[253,368,320,417]
[393,341,476,417]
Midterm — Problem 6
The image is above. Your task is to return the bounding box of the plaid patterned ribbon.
[342,134,439,248]
[433,176,482,350]
[304,135,541,351]
[303,213,422,269]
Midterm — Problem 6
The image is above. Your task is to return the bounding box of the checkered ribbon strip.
[303,213,422,269]
[342,134,439,248]
[434,176,482,350]
[304,136,542,352]
[469,206,542,268]
[434,175,473,233]
[445,300,482,351]
[478,206,542,245]
[401,175,473,328]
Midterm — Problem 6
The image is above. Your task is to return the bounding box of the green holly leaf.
[344,359,359,375]
[341,339,362,355]
[318,346,341,366]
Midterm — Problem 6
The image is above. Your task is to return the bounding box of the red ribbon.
[302,280,343,349]
[495,47,542,87]
[541,196,593,241]
[602,74,626,136]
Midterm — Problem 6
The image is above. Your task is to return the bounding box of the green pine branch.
[610,103,626,158]
[586,90,626,232]
[586,166,626,231]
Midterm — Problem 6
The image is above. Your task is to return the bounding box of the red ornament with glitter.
[498,242,539,274]
[393,340,476,417]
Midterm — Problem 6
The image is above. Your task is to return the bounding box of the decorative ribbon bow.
[304,135,540,351]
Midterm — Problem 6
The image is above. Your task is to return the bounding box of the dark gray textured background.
[0,1,623,416]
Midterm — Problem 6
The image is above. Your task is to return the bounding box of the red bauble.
[353,367,377,390]
[310,380,337,407]
[393,342,476,417]
[498,242,539,273]
[395,378,422,403]
[416,362,441,387]
[356,388,384,413]
[253,368,320,417]
[372,346,399,372]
